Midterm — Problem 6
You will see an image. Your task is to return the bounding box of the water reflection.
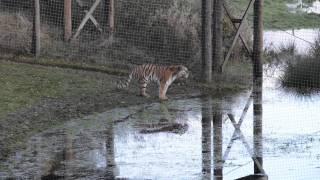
[201,97,212,179]
[201,96,224,180]
[1,95,266,179]
[105,121,117,179]
[201,93,267,180]
[1,87,320,179]
[212,102,223,180]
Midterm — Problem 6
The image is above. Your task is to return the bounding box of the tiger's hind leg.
[139,79,150,98]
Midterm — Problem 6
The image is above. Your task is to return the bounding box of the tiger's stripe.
[117,64,189,100]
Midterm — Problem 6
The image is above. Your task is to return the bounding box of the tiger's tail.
[117,73,133,89]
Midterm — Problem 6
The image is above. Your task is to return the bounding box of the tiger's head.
[170,65,189,80]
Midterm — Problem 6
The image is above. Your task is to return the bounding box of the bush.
[281,56,320,93]
[280,33,320,93]
[116,0,200,66]
[0,13,32,53]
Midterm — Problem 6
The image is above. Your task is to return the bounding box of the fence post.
[253,0,264,175]
[32,0,41,58]
[106,0,115,32]
[64,0,72,41]
[201,0,213,83]
[212,0,223,73]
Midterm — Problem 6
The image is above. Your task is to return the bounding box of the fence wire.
[0,0,320,179]
[0,1,319,88]
[0,0,255,77]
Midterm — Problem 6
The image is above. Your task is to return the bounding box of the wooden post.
[253,0,264,175]
[106,0,115,32]
[223,4,252,56]
[72,0,102,40]
[64,0,72,41]
[212,0,223,73]
[201,0,212,83]
[32,0,40,58]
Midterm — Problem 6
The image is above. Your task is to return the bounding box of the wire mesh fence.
[0,0,200,68]
[0,0,255,79]
[0,1,319,91]
[0,0,320,179]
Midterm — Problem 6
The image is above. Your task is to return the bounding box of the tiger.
[117,64,189,100]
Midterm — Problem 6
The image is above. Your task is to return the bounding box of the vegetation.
[265,32,320,94]
[116,0,200,65]
[281,34,320,93]
[228,0,320,29]
[281,55,320,93]
[0,61,100,118]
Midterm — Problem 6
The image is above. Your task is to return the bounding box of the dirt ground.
[0,64,201,161]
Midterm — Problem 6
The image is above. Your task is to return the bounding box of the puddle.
[1,36,320,179]
[1,70,320,179]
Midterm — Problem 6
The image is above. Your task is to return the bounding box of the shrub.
[0,13,32,53]
[280,33,320,93]
[281,55,320,93]
[116,0,199,65]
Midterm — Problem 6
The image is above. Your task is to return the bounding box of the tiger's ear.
[170,66,181,76]
[170,66,182,72]
[169,66,178,72]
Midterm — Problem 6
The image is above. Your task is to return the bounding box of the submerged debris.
[140,123,188,135]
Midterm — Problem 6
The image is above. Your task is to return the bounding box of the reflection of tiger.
[117,64,189,100]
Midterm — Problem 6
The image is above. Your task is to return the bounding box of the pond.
[1,65,320,179]
[287,0,320,14]
[264,28,319,54]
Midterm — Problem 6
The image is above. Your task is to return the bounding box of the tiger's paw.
[141,93,151,98]
[159,96,168,101]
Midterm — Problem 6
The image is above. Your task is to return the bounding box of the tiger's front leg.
[159,81,169,101]
[139,79,150,98]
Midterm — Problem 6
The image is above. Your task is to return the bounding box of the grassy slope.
[230,0,320,29]
[0,61,98,118]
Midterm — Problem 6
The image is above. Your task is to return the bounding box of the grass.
[0,60,99,118]
[228,0,320,29]
[281,55,320,93]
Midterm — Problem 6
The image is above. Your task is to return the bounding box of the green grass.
[229,0,320,29]
[0,61,98,118]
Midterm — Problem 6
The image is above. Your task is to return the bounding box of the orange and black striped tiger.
[117,64,189,100]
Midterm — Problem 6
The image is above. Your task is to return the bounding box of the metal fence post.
[202,0,213,83]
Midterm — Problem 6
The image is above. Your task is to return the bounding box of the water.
[287,0,320,14]
[1,68,320,179]
[1,29,320,180]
